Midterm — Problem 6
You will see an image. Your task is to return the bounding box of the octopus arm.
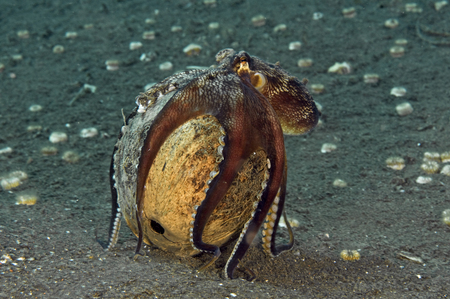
[98,145,122,250]
[215,82,288,278]
[261,158,294,257]
[134,71,253,257]
[134,82,209,255]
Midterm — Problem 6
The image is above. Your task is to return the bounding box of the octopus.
[101,48,319,279]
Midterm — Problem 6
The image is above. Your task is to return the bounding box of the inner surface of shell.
[126,115,268,256]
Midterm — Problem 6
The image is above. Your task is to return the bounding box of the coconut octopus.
[101,48,319,279]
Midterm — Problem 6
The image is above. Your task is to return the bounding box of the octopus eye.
[150,220,165,235]
[251,72,267,91]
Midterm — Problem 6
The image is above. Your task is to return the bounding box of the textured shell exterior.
[114,90,268,257]
[112,89,175,245]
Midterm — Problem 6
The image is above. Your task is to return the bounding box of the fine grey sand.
[1,1,450,298]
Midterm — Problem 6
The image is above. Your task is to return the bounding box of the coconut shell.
[121,115,267,256]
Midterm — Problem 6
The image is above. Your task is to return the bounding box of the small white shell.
[321,143,337,153]
[49,132,68,143]
[159,62,173,71]
[129,41,143,50]
[80,127,98,138]
[416,176,432,184]
[441,165,450,176]
[288,41,302,51]
[396,102,413,116]
[327,62,351,74]
[390,87,407,97]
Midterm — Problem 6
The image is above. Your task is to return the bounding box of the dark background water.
[1,1,450,297]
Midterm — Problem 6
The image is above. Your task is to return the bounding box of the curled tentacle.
[262,160,294,257]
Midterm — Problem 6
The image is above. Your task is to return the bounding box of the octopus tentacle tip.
[133,250,146,261]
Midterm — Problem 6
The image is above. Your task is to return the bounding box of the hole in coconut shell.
[150,220,165,235]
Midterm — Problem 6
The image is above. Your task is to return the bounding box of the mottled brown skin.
[105,49,318,279]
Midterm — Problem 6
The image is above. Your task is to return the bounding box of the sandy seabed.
[1,1,450,298]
